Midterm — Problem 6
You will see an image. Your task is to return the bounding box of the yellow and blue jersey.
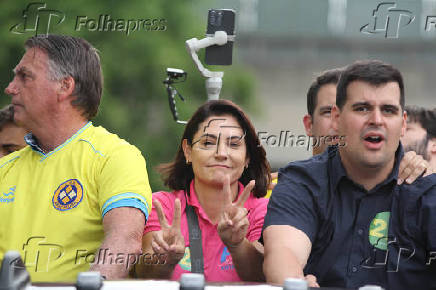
[265,178,278,198]
[0,123,152,282]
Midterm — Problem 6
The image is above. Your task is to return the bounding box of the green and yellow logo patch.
[369,211,390,250]
[178,247,191,271]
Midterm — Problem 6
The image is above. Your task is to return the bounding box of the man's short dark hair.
[0,105,15,130]
[25,35,103,120]
[307,68,343,117]
[336,60,405,110]
[405,105,426,125]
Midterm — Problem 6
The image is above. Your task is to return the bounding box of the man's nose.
[5,79,18,96]
[369,108,383,126]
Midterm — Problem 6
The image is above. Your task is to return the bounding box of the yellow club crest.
[52,179,83,211]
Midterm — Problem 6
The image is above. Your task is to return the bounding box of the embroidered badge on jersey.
[179,247,191,271]
[52,179,84,211]
[369,211,391,250]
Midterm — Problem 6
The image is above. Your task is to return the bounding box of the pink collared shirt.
[144,181,268,281]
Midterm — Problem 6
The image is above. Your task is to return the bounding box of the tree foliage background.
[0,0,256,190]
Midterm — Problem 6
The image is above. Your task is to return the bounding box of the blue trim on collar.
[0,156,20,169]
[78,139,104,157]
[25,122,92,160]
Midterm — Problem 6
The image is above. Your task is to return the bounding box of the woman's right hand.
[152,198,186,265]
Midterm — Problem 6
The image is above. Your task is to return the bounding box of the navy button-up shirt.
[264,145,436,290]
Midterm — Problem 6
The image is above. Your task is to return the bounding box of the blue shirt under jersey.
[263,145,436,290]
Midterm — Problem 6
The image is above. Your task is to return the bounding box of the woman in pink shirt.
[135,100,271,281]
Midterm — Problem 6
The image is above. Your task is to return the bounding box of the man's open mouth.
[364,135,383,143]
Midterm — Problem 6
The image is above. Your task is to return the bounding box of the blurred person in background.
[303,68,343,156]
[401,105,428,152]
[422,109,436,169]
[0,104,27,158]
[401,106,436,176]
[266,68,343,198]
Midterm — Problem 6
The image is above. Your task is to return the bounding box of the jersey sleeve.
[97,143,152,221]
[263,167,319,243]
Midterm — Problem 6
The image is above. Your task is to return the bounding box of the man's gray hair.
[25,35,103,120]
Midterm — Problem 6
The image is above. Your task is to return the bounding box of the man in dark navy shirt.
[263,60,436,289]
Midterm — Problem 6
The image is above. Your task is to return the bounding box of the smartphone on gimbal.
[205,9,235,65]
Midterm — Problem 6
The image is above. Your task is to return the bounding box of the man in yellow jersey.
[0,35,152,282]
[0,104,27,158]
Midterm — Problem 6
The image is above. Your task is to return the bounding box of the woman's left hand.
[217,176,256,249]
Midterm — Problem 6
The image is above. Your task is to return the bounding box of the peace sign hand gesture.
[151,198,186,265]
[217,175,255,249]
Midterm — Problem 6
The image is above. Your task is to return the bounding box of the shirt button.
[357,229,363,235]
[352,266,358,273]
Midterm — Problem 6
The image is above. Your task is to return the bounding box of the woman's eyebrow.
[197,133,218,139]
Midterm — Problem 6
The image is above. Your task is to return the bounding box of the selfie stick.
[185,31,234,100]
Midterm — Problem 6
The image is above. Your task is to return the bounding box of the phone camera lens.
[209,10,222,27]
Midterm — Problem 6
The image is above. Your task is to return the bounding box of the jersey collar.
[25,122,92,157]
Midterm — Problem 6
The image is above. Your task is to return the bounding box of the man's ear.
[430,138,436,154]
[331,105,340,132]
[57,76,75,102]
[303,114,313,136]
[182,139,192,163]
[400,110,407,137]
